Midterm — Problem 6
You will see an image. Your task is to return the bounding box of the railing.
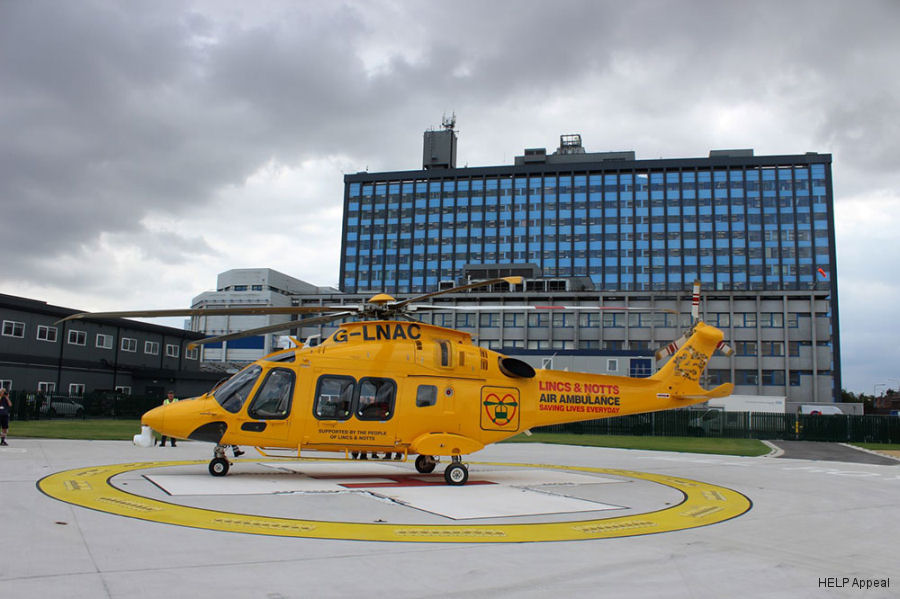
[7,389,900,444]
[6,390,163,421]
[536,410,900,444]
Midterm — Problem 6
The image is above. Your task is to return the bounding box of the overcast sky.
[1,0,898,393]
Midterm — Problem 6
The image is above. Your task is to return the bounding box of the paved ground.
[769,440,900,465]
[2,439,898,599]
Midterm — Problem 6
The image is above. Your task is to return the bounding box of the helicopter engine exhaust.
[498,357,536,378]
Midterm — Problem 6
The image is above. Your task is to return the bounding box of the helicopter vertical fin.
[650,321,734,400]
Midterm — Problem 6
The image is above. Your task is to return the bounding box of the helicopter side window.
[213,365,262,413]
[437,340,452,367]
[416,385,437,408]
[247,368,295,420]
[314,376,355,420]
[356,378,396,421]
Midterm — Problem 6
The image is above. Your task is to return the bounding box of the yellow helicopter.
[60,277,733,485]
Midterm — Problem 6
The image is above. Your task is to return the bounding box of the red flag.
[817,268,827,279]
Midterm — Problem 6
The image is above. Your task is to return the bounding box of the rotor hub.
[367,293,396,306]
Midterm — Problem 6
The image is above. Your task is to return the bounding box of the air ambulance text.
[538,380,622,414]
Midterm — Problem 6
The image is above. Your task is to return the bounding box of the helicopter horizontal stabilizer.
[669,382,734,401]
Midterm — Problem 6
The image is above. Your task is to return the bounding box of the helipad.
[38,456,750,542]
[5,439,898,599]
[145,461,626,519]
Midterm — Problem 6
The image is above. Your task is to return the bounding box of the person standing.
[158,390,178,447]
[0,388,11,446]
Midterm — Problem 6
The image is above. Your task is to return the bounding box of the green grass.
[503,432,771,457]
[10,420,771,456]
[850,442,900,451]
[9,419,142,440]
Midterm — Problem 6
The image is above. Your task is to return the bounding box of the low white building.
[707,394,786,413]
[191,269,335,362]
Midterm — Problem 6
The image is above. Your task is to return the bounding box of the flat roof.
[345,152,832,183]
[0,293,204,339]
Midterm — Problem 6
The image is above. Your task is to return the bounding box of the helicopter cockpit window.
[214,365,262,413]
[314,376,355,420]
[356,378,396,421]
[416,385,437,407]
[247,368,295,420]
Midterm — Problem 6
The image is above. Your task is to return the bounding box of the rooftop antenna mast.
[424,113,458,170]
[442,112,456,131]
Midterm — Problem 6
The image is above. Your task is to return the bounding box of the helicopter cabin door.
[305,374,399,453]
[237,367,296,446]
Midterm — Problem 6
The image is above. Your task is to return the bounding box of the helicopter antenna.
[541,354,557,370]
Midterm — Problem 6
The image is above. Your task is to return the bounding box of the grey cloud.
[819,92,900,174]
[2,1,897,243]
[1,0,899,391]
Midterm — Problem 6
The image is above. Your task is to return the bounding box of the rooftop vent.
[709,149,754,158]
[557,134,585,155]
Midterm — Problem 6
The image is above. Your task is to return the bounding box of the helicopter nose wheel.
[209,457,230,477]
[414,454,437,474]
[209,445,231,477]
[443,458,468,486]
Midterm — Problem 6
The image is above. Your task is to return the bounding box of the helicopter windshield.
[213,365,262,413]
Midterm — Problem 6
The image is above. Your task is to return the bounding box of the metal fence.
[6,390,162,421]
[536,409,900,444]
[7,389,899,444]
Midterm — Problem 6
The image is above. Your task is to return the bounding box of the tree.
[841,389,876,414]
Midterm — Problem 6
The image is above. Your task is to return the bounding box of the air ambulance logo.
[480,387,520,431]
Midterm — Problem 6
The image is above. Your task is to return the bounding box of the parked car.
[688,409,750,436]
[40,397,85,418]
[688,409,724,436]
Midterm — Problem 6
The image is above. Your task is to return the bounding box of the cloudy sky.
[2,0,898,393]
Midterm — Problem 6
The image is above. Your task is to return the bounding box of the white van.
[800,404,843,415]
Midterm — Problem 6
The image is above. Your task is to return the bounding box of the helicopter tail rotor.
[650,321,734,400]
[690,279,701,322]
[655,333,689,362]
[654,281,734,362]
[715,340,734,357]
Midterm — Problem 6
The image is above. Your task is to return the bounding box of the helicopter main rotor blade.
[188,311,355,347]
[410,304,678,313]
[391,276,524,309]
[56,305,361,324]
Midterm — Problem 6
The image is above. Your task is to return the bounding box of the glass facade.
[341,156,834,296]
[338,152,839,402]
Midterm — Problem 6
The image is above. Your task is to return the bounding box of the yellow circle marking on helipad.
[37,459,751,543]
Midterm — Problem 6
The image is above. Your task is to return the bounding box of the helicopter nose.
[142,405,165,432]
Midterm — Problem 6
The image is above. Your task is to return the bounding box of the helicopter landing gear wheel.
[415,455,437,474]
[209,457,230,477]
[444,462,468,486]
